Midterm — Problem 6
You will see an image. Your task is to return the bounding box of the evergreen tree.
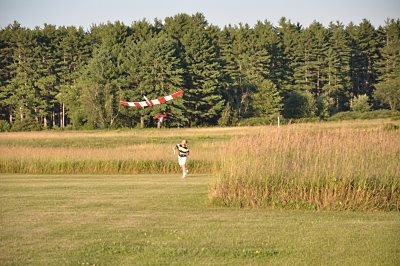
[1,14,399,130]
[79,46,120,128]
[324,22,351,110]
[123,33,185,127]
[163,13,193,41]
[56,26,91,128]
[34,24,59,128]
[251,79,282,117]
[180,14,224,126]
[376,19,400,80]
[130,19,158,43]
[254,20,286,91]
[78,22,128,128]
[219,24,272,120]
[347,20,380,99]
[294,21,328,94]
[0,23,16,123]
[218,25,244,121]
[4,24,38,125]
[276,17,302,93]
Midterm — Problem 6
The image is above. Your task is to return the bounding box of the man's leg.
[182,164,186,177]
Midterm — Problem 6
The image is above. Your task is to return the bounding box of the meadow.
[1,119,400,264]
[1,119,399,211]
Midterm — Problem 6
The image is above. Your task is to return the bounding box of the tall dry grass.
[0,126,268,174]
[209,126,400,211]
[0,142,221,174]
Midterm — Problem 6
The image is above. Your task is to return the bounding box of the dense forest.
[0,13,399,130]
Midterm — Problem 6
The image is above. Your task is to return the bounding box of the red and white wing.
[119,100,149,108]
[119,90,184,108]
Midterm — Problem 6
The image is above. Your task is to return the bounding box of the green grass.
[1,174,400,265]
[328,110,400,122]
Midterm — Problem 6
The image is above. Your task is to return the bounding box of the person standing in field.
[173,139,190,178]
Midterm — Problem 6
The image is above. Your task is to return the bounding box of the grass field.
[1,119,400,264]
[1,174,400,265]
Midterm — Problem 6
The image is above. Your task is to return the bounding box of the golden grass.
[210,125,400,211]
[0,142,223,161]
[0,143,218,174]
[0,126,251,174]
[0,127,236,174]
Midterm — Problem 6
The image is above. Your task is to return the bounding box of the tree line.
[0,13,399,130]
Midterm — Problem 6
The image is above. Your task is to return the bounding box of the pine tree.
[1,14,399,130]
[56,26,91,128]
[377,19,400,80]
[253,20,286,89]
[251,79,283,117]
[5,24,38,125]
[130,19,158,43]
[180,14,224,126]
[324,22,351,110]
[374,19,400,111]
[276,17,302,93]
[347,20,380,99]
[218,26,243,121]
[163,13,192,41]
[78,22,129,128]
[0,23,16,123]
[79,46,119,128]
[34,24,59,128]
[294,21,328,94]
[123,33,185,127]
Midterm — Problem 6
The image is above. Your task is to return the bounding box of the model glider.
[119,90,184,108]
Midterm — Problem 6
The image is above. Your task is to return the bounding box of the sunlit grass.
[1,119,399,210]
[0,127,236,174]
[210,124,400,211]
[1,120,400,264]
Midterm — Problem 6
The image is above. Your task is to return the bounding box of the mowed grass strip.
[0,126,255,148]
[1,174,399,265]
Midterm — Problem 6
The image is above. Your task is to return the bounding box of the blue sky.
[0,0,399,29]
